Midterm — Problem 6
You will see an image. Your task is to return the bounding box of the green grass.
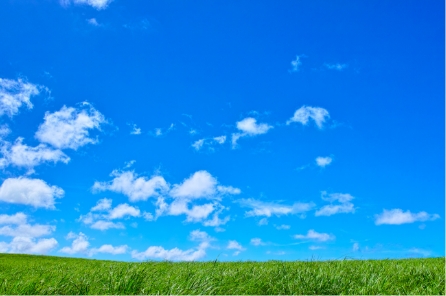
[0,254,444,295]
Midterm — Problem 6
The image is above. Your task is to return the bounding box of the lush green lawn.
[0,253,444,295]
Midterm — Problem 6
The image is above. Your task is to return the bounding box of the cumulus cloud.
[237,198,314,218]
[90,244,128,255]
[315,156,332,167]
[231,117,273,148]
[59,232,127,256]
[0,78,42,117]
[294,229,335,242]
[0,237,58,254]
[78,198,142,230]
[0,177,64,209]
[131,230,212,261]
[108,203,141,219]
[0,223,55,238]
[315,192,355,217]
[170,170,240,199]
[60,232,90,254]
[227,240,245,255]
[35,103,106,150]
[0,212,56,240]
[324,63,348,71]
[61,0,113,10]
[287,106,330,128]
[131,245,206,261]
[0,138,69,169]
[375,209,440,225]
[93,170,169,202]
[0,212,27,225]
[352,242,360,252]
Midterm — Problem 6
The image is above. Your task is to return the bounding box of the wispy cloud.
[324,63,348,71]
[293,229,335,242]
[375,209,440,225]
[315,192,355,216]
[0,78,43,118]
[289,55,305,72]
[60,0,113,10]
[237,198,314,218]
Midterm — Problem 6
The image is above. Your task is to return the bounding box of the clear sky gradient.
[0,0,444,261]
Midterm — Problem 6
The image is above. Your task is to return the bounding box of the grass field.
[0,254,444,295]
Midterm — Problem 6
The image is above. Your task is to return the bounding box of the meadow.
[0,253,444,295]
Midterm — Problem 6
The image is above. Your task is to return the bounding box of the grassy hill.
[0,253,444,294]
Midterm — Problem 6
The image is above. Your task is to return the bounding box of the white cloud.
[60,232,127,256]
[131,245,206,261]
[170,170,240,199]
[258,218,268,226]
[90,244,128,255]
[352,243,360,252]
[0,125,11,138]
[275,224,291,230]
[213,136,226,144]
[290,55,304,72]
[315,192,355,216]
[62,0,113,10]
[294,229,335,242]
[286,106,330,128]
[0,78,41,117]
[131,230,211,262]
[0,212,27,225]
[0,212,56,239]
[108,203,140,219]
[250,238,266,246]
[227,240,245,255]
[130,124,141,135]
[35,104,106,150]
[0,178,64,209]
[315,156,332,167]
[238,198,314,218]
[93,170,169,202]
[236,117,272,135]
[189,230,215,244]
[0,138,70,169]
[407,248,431,257]
[321,192,354,203]
[315,203,355,216]
[91,198,112,211]
[231,117,273,148]
[0,236,57,254]
[324,63,348,71]
[309,245,325,250]
[87,18,100,26]
[59,232,90,254]
[192,139,205,151]
[375,209,440,225]
[0,224,55,238]
[202,211,230,227]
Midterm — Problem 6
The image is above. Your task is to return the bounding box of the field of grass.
[0,254,444,295]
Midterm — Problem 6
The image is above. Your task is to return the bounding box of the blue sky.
[0,0,444,261]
